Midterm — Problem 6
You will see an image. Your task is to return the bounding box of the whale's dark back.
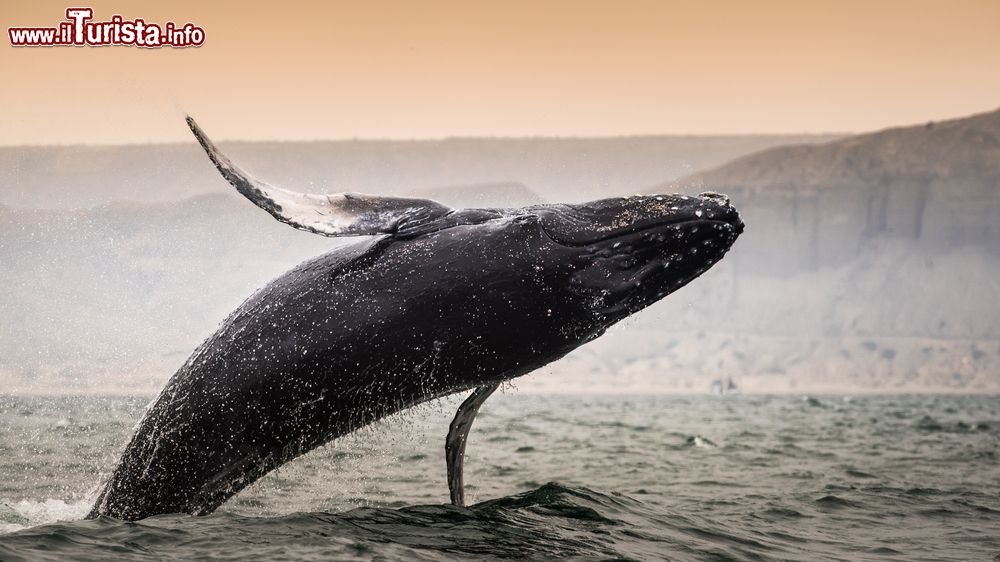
[89,218,597,519]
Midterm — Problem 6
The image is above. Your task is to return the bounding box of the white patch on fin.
[186,116,451,237]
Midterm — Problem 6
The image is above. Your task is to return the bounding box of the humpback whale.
[87,117,743,520]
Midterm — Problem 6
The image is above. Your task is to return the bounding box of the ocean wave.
[0,483,796,561]
[0,484,642,561]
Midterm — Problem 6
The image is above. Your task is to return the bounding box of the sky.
[2,0,999,144]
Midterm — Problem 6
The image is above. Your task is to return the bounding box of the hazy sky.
[2,0,999,144]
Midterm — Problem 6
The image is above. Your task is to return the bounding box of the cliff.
[663,108,1000,273]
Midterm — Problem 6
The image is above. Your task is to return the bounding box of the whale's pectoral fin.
[185,116,452,237]
[445,383,500,507]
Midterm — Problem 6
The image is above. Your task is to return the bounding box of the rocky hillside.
[409,182,545,208]
[664,108,1000,272]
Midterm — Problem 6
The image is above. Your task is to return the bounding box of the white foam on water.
[0,498,91,534]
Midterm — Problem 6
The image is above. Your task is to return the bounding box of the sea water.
[1,393,998,561]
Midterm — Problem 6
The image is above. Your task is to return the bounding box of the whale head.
[533,192,743,320]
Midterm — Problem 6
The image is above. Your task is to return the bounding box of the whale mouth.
[578,217,742,275]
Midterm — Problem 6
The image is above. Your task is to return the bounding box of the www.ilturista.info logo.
[8,8,205,48]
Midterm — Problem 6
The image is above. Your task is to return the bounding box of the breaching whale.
[87,117,744,520]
